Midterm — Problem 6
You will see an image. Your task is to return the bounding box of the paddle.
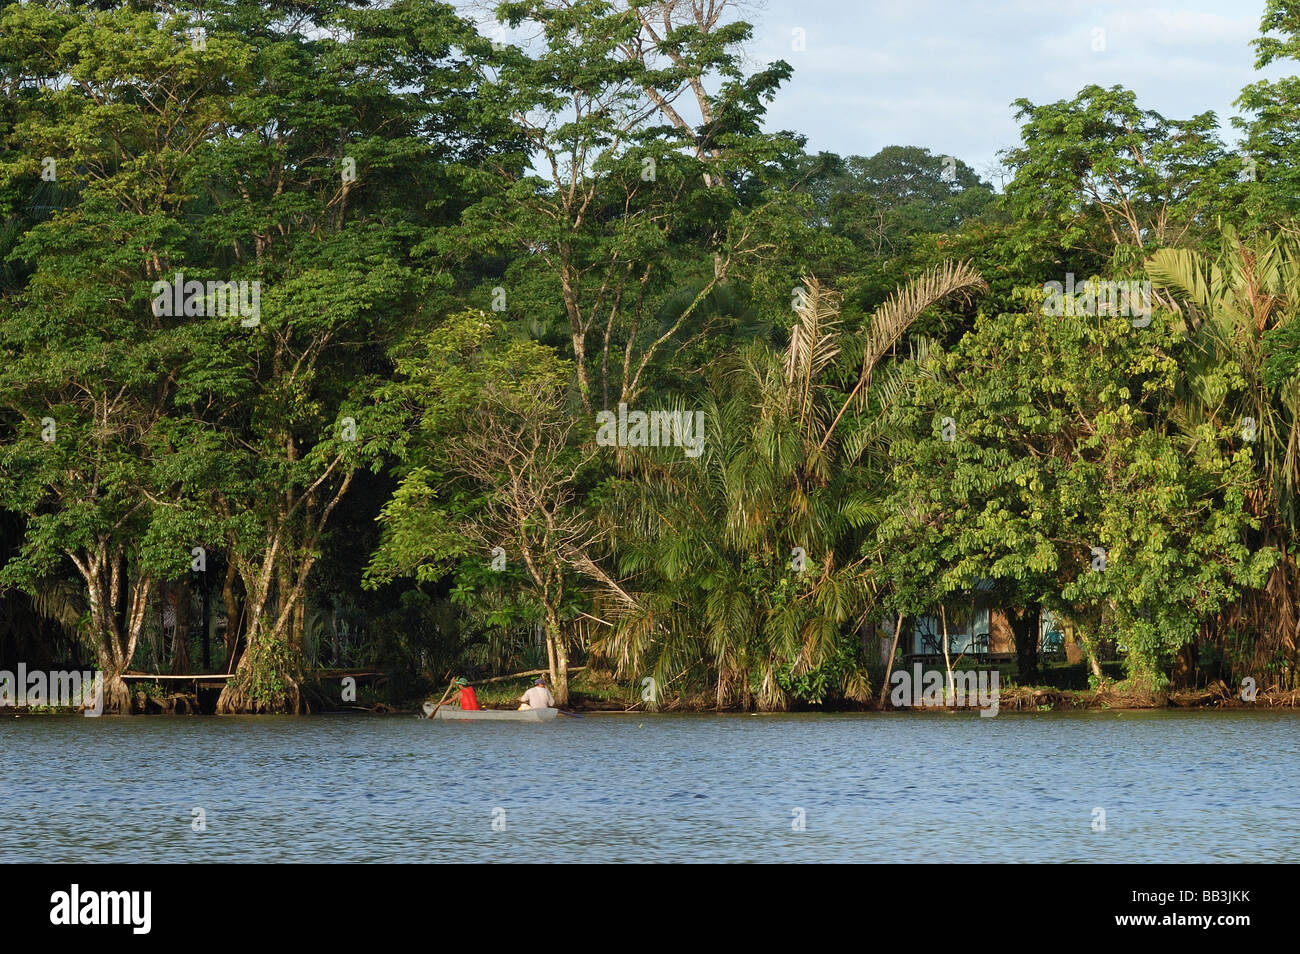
[427,680,456,719]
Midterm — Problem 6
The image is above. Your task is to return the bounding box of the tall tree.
[1001,85,1229,271]
[364,312,593,704]
[590,265,985,709]
[1147,228,1300,683]
[165,0,501,712]
[1234,0,1300,227]
[0,0,232,710]
[457,0,796,413]
[880,301,1273,687]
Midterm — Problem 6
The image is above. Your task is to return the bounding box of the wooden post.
[879,611,904,708]
[200,560,211,671]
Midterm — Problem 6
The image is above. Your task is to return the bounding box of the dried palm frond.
[822,260,986,450]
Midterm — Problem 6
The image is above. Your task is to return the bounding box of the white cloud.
[751,0,1286,170]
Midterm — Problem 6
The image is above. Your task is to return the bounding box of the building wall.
[990,609,1084,661]
[881,607,1085,662]
[989,610,1015,654]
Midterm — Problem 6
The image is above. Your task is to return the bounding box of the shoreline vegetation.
[4,669,1298,717]
[3,2,1300,715]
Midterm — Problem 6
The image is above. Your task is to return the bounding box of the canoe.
[422,703,559,722]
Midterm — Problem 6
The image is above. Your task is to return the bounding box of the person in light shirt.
[518,677,555,710]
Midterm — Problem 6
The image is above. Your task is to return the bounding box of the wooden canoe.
[422,703,559,722]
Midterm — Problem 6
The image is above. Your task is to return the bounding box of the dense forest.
[1,0,1297,713]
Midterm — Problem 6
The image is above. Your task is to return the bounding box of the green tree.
[1001,85,1229,272]
[168,0,497,712]
[456,0,797,413]
[1147,228,1300,682]
[1234,0,1300,227]
[880,302,1272,687]
[817,147,994,257]
[0,0,234,710]
[364,312,592,704]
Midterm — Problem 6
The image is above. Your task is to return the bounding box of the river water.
[2,709,1295,863]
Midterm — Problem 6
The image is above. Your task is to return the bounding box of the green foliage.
[880,303,1275,677]
[775,632,868,705]
[1233,0,1300,227]
[591,272,980,709]
[1001,85,1229,267]
[2,0,1298,702]
[241,634,297,708]
[364,589,462,697]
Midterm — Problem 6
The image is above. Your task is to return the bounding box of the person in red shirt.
[425,676,481,717]
[453,677,480,710]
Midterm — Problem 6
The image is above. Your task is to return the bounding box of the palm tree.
[586,263,986,709]
[1147,227,1300,684]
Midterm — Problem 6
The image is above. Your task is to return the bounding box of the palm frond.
[822,260,986,450]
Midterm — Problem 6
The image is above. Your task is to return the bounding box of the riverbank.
[396,672,1300,715]
[6,669,1297,716]
[994,682,1300,712]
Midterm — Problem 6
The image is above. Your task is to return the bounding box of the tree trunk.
[1075,626,1105,680]
[544,622,558,693]
[555,636,570,708]
[96,646,132,714]
[221,557,242,670]
[171,576,191,675]
[216,556,303,713]
[278,558,298,654]
[81,546,150,713]
[940,605,955,701]
[1011,604,1040,684]
[216,619,304,714]
[1172,640,1198,689]
[159,581,171,667]
[879,612,904,709]
[741,656,753,710]
[545,613,569,707]
[200,565,211,671]
[756,657,791,712]
[292,600,306,661]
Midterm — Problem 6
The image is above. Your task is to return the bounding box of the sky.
[743,0,1290,178]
